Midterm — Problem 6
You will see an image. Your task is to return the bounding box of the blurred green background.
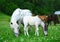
[0,0,60,15]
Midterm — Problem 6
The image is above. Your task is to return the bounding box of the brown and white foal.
[23,15,48,36]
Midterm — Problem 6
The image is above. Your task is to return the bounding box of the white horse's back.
[10,8,32,23]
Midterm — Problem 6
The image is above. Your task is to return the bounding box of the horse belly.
[28,18,35,25]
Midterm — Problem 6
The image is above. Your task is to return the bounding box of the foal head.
[44,23,48,36]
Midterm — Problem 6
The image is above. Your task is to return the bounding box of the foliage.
[22,2,35,11]
[0,0,60,15]
[3,2,18,15]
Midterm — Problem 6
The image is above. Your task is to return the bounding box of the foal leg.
[23,18,29,36]
[26,27,29,36]
[24,25,27,36]
[24,23,29,36]
[35,24,39,36]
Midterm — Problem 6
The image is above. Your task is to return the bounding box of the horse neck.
[11,10,21,21]
[11,13,20,24]
[11,17,17,23]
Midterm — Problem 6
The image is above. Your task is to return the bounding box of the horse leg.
[35,24,39,36]
[23,20,29,36]
[24,25,27,36]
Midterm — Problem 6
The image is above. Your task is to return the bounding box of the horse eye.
[11,22,13,24]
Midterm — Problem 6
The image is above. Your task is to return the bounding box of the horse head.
[10,21,20,37]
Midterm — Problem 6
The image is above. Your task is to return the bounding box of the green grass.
[0,12,60,42]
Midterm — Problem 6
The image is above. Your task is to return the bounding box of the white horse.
[23,15,48,36]
[10,8,32,37]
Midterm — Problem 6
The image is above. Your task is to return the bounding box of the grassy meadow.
[0,12,60,42]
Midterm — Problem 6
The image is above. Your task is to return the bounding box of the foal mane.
[38,15,48,22]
